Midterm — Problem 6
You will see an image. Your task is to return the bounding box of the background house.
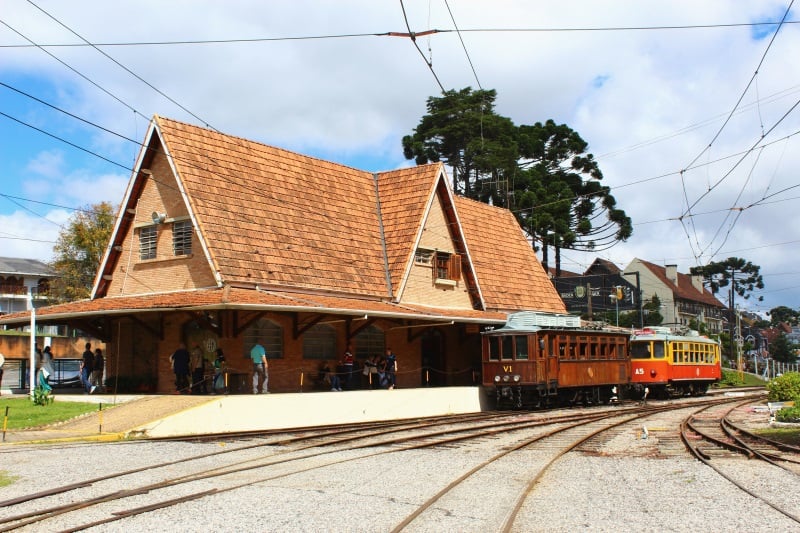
[624,259,725,333]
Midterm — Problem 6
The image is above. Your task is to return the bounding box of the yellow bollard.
[98,403,103,434]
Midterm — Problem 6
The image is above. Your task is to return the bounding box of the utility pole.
[623,271,643,329]
[587,282,593,320]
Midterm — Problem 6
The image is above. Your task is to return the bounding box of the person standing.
[190,344,206,394]
[212,348,227,394]
[170,343,190,394]
[92,348,105,391]
[341,345,355,390]
[250,342,269,394]
[80,342,96,394]
[385,348,398,390]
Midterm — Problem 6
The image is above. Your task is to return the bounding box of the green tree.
[689,257,764,305]
[768,306,800,326]
[402,88,518,198]
[49,202,115,302]
[515,120,632,273]
[769,332,797,364]
[403,88,632,274]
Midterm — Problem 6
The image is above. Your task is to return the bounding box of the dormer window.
[434,252,461,284]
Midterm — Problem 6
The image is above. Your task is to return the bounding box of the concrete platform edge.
[129,387,490,438]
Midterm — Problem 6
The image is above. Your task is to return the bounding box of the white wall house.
[0,257,54,316]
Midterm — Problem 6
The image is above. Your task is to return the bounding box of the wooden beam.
[129,313,163,340]
[233,310,267,337]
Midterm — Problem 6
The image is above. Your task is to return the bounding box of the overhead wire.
[398,0,446,92]
[24,0,217,131]
[678,0,795,262]
[2,20,799,49]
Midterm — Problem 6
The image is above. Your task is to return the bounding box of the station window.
[354,325,384,360]
[172,220,192,256]
[303,324,337,360]
[139,226,157,260]
[243,318,283,358]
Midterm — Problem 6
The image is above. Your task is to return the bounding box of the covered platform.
[0,387,490,444]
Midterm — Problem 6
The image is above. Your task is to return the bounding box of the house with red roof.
[0,116,565,393]
[624,259,726,333]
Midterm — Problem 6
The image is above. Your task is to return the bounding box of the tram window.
[488,337,499,361]
[653,342,665,359]
[515,335,529,360]
[502,336,514,360]
[631,342,651,359]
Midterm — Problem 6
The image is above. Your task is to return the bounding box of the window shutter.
[448,254,462,281]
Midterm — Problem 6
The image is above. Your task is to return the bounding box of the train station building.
[0,116,564,394]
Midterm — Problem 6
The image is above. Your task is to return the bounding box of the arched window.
[354,325,384,360]
[243,318,283,359]
[303,324,337,360]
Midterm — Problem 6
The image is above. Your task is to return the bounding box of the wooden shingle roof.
[157,117,389,297]
[1,116,566,327]
[454,196,566,313]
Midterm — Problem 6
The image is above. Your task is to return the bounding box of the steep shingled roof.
[156,117,389,297]
[28,115,568,327]
[455,196,565,313]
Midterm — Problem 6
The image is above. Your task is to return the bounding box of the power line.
[3,20,799,49]
[398,0,445,92]
[24,0,216,131]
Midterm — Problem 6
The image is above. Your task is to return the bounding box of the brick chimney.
[665,264,678,285]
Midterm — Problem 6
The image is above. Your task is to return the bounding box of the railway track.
[0,393,787,532]
[681,399,800,526]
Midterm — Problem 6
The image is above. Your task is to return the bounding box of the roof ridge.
[156,115,374,175]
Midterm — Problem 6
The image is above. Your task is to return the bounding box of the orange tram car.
[482,313,722,409]
[629,327,722,399]
[482,312,630,409]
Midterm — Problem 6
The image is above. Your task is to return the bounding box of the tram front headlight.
[494,375,501,383]
[502,375,510,382]
[513,375,521,382]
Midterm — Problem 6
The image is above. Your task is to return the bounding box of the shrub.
[32,386,53,406]
[776,405,800,423]
[720,369,744,386]
[767,372,800,402]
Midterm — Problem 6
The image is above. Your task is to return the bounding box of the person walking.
[80,343,96,394]
[250,342,269,394]
[170,343,191,394]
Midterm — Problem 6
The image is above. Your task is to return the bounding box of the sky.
[1,1,799,317]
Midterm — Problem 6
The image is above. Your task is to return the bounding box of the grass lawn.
[0,397,100,430]
[756,427,800,446]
